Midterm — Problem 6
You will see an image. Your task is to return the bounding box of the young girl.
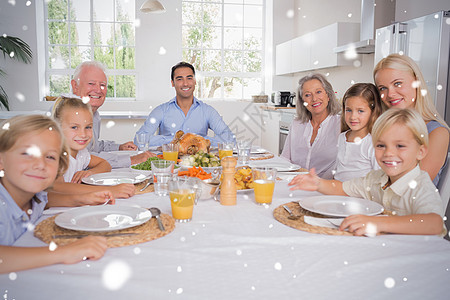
[374,54,450,186]
[289,108,444,236]
[0,115,108,273]
[334,83,385,181]
[50,96,135,206]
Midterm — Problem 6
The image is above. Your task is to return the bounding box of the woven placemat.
[134,179,154,195]
[34,213,175,248]
[250,152,274,161]
[273,202,353,236]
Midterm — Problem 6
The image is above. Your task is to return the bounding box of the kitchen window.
[44,0,136,99]
[182,0,265,100]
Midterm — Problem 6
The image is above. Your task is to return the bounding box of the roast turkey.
[171,130,211,155]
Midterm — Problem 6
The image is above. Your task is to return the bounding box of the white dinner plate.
[232,146,268,154]
[82,172,148,186]
[108,150,143,155]
[298,195,384,217]
[55,206,152,232]
[249,160,300,172]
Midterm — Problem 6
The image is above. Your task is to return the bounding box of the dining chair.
[437,152,450,212]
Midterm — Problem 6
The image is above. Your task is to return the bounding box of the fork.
[139,179,153,192]
[283,205,301,220]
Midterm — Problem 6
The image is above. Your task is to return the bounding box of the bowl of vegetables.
[179,150,221,173]
[131,157,180,176]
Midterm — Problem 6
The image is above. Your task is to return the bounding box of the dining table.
[1,156,450,299]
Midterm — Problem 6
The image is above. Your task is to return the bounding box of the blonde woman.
[374,54,450,186]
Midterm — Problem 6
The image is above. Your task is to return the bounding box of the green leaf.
[0,36,32,64]
[0,85,10,110]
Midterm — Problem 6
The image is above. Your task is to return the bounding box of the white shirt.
[343,166,444,217]
[334,132,380,182]
[280,114,340,179]
[63,148,91,182]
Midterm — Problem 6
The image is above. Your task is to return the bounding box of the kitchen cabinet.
[259,108,296,155]
[275,40,292,75]
[275,22,360,75]
[260,109,281,155]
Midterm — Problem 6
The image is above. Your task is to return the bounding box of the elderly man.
[71,61,154,168]
[135,61,235,146]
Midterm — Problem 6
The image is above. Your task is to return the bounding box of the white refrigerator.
[374,10,450,125]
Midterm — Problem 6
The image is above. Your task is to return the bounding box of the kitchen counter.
[260,105,296,112]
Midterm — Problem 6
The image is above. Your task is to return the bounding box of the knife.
[52,232,138,239]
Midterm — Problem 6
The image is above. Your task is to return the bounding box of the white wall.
[395,0,449,22]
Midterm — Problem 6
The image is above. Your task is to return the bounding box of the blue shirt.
[0,183,48,246]
[427,120,448,186]
[135,97,235,147]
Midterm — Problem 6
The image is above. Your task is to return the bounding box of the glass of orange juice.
[252,167,277,205]
[218,142,234,160]
[168,177,198,222]
[163,143,179,163]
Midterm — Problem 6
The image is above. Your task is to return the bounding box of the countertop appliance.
[271,91,296,107]
[374,10,450,125]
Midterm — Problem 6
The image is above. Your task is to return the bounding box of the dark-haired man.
[135,62,235,146]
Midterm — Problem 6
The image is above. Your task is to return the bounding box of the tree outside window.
[45,0,136,99]
[182,0,265,100]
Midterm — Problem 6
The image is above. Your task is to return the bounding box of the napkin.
[303,216,344,229]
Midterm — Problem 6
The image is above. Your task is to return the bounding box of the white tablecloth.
[2,180,450,299]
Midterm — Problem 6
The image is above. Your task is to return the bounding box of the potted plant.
[0,35,32,110]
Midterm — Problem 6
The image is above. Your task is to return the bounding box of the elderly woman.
[374,54,449,186]
[281,73,341,179]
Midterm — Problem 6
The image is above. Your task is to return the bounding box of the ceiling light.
[140,0,166,14]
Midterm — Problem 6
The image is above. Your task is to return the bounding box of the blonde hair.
[52,95,93,122]
[341,83,386,133]
[372,108,428,148]
[296,73,341,123]
[0,115,69,177]
[373,54,449,130]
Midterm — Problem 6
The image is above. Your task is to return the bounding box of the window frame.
[43,0,137,101]
[181,0,266,101]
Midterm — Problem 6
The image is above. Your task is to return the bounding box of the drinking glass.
[162,143,179,163]
[168,177,198,222]
[151,160,174,196]
[218,142,235,160]
[236,139,252,165]
[135,132,150,151]
[252,167,277,205]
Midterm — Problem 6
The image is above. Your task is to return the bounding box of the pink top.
[281,114,340,179]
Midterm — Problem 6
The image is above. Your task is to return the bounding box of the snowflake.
[384,277,395,288]
[102,260,132,291]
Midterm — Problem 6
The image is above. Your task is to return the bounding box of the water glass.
[168,177,198,222]
[135,132,150,151]
[151,160,174,196]
[162,143,179,163]
[252,167,277,205]
[236,139,252,165]
[218,142,235,160]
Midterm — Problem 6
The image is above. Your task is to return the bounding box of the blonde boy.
[289,108,444,236]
